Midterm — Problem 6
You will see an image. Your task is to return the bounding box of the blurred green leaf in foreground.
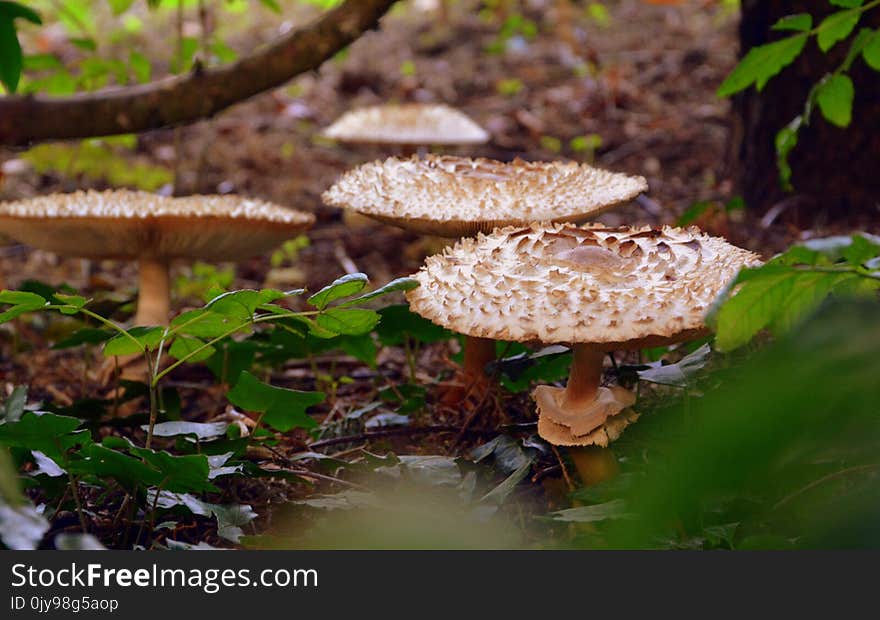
[599,298,880,549]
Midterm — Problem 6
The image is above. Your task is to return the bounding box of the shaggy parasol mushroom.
[325,156,648,390]
[0,190,314,325]
[406,222,760,480]
[322,103,489,151]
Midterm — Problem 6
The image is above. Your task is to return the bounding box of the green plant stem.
[153,320,250,385]
[152,309,320,385]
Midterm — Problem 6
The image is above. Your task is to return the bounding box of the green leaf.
[69,37,97,52]
[103,326,164,356]
[258,0,281,12]
[842,28,873,70]
[775,115,802,191]
[316,308,380,336]
[22,53,62,71]
[718,34,808,96]
[817,9,861,52]
[0,2,42,23]
[171,308,238,339]
[168,336,215,363]
[0,2,42,94]
[0,290,46,306]
[863,29,880,70]
[307,273,369,310]
[0,17,22,93]
[772,13,812,32]
[375,305,452,346]
[53,293,87,315]
[72,443,161,489]
[336,334,378,368]
[226,372,324,432]
[787,233,880,265]
[170,35,198,73]
[0,290,47,323]
[713,245,880,351]
[816,74,854,127]
[0,304,39,323]
[107,0,135,15]
[206,289,285,322]
[128,51,151,83]
[205,340,258,385]
[337,277,419,308]
[829,0,865,8]
[52,328,114,350]
[126,444,215,493]
[0,412,86,462]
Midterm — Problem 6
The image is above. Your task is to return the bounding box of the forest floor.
[0,0,871,548]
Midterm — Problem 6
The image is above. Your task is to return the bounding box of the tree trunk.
[733,0,880,216]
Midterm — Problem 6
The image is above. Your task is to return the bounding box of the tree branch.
[0,0,398,146]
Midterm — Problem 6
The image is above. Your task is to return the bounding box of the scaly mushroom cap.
[323,156,649,237]
[406,222,762,348]
[322,103,489,146]
[0,190,314,261]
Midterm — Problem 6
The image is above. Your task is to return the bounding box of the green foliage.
[718,33,808,96]
[270,236,309,268]
[227,372,324,432]
[815,73,854,126]
[590,299,880,549]
[0,271,417,548]
[0,1,41,93]
[484,12,538,55]
[719,0,880,191]
[21,139,173,191]
[711,233,880,351]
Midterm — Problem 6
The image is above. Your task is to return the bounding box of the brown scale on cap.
[322,156,648,237]
[407,222,761,447]
[322,103,489,147]
[0,190,314,325]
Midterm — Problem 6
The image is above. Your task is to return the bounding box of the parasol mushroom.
[406,222,761,481]
[325,156,648,391]
[0,190,314,325]
[322,103,489,153]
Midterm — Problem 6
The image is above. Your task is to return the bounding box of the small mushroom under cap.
[323,155,648,237]
[322,103,489,147]
[0,190,314,325]
[406,222,761,447]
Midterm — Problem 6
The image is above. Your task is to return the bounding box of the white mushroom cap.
[323,156,649,237]
[0,190,314,261]
[322,103,489,146]
[406,222,762,348]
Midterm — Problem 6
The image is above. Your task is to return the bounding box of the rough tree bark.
[733,0,880,215]
[0,0,398,146]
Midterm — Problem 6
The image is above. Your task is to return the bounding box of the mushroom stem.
[561,344,605,410]
[463,336,496,383]
[135,258,171,326]
[569,446,619,487]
